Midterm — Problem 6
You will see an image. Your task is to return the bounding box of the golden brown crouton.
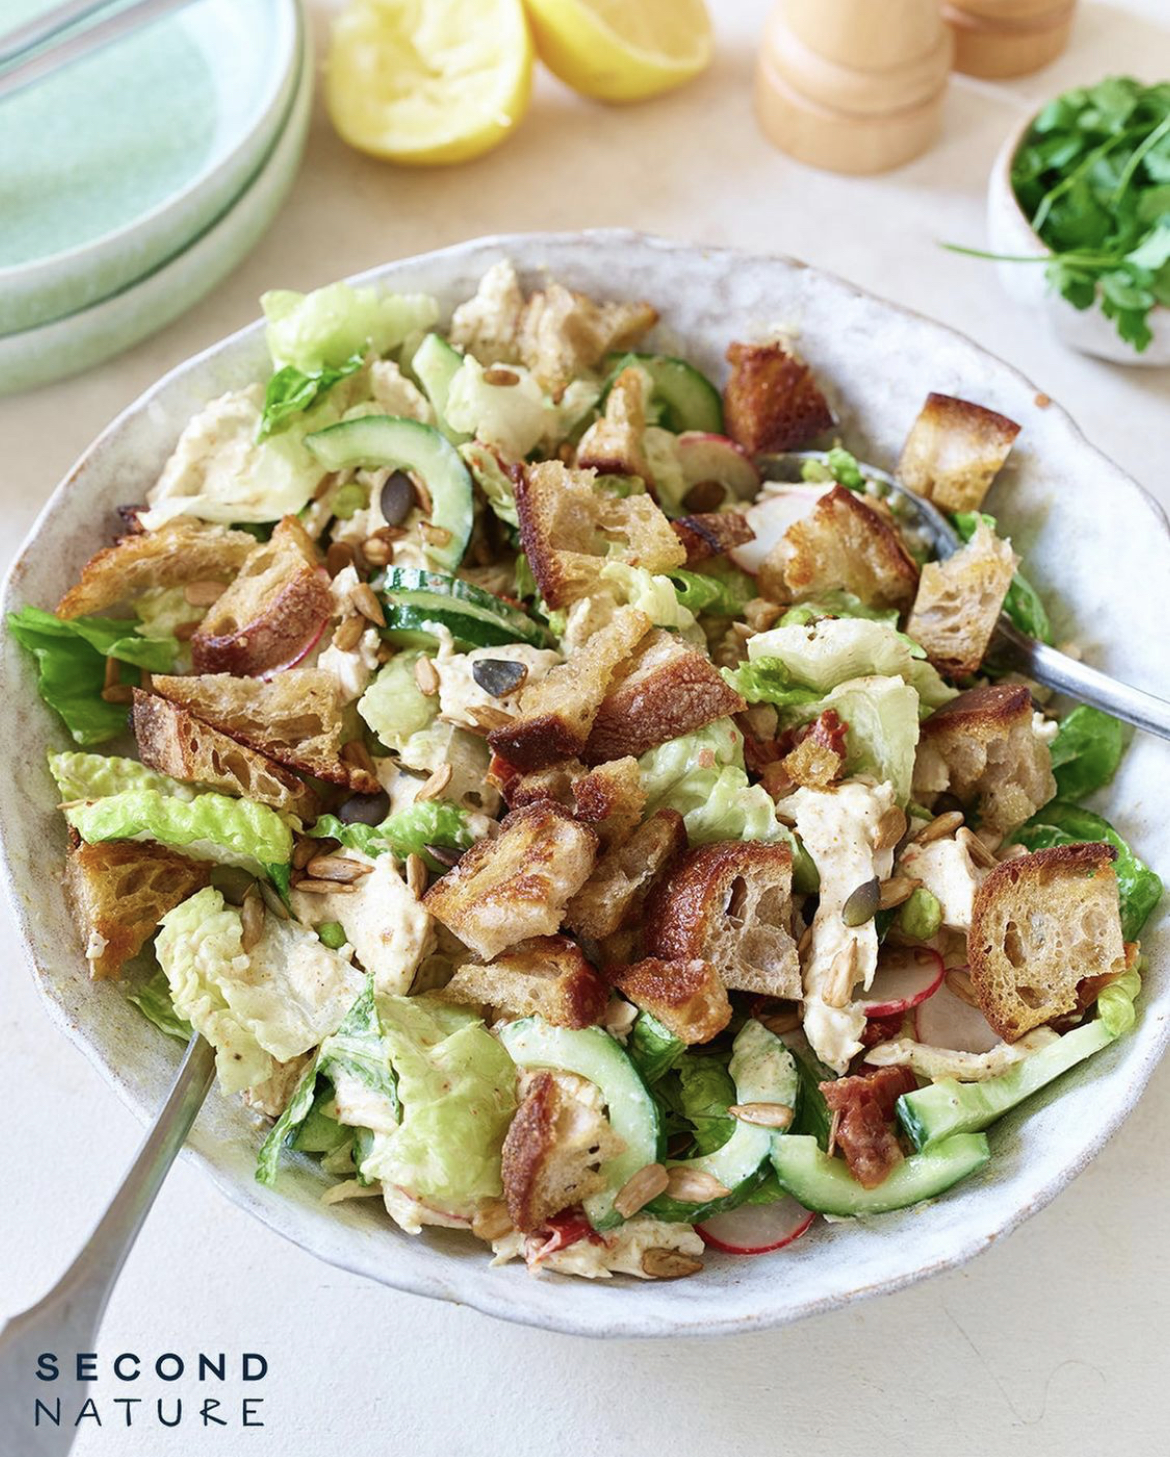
[518,282,658,396]
[905,519,1017,678]
[502,1069,625,1232]
[423,801,598,960]
[899,393,1021,514]
[968,843,1125,1041]
[782,733,844,789]
[439,936,608,1028]
[671,512,755,565]
[723,342,834,454]
[914,683,1056,834]
[132,691,318,820]
[448,260,526,365]
[504,760,586,811]
[576,366,653,482]
[644,841,801,999]
[487,606,651,770]
[515,460,685,610]
[582,628,746,764]
[565,808,687,941]
[761,484,919,610]
[571,757,647,847]
[149,669,378,792]
[56,518,256,619]
[191,516,333,677]
[64,841,211,980]
[607,958,731,1045]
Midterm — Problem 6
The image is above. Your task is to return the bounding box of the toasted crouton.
[582,628,746,763]
[644,841,801,999]
[565,808,687,941]
[448,260,525,365]
[515,460,685,609]
[905,519,1017,678]
[782,733,844,789]
[914,683,1056,834]
[64,841,211,980]
[502,1069,625,1232]
[132,691,318,820]
[671,511,755,565]
[56,518,257,619]
[571,757,647,847]
[607,958,731,1045]
[518,283,658,396]
[968,844,1125,1041]
[504,760,586,811]
[423,802,598,960]
[439,936,608,1028]
[149,669,378,792]
[761,485,919,610]
[899,393,1021,514]
[723,342,834,454]
[487,606,651,770]
[576,366,653,482]
[191,516,333,676]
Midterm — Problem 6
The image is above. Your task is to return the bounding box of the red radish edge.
[862,946,944,1018]
[698,1197,815,1255]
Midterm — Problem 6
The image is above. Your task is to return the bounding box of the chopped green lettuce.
[599,562,698,633]
[445,356,550,458]
[48,751,198,803]
[259,351,365,438]
[627,1011,686,1085]
[953,511,1053,644]
[357,651,438,751]
[721,657,822,710]
[638,720,784,846]
[778,591,899,628]
[667,562,754,619]
[126,965,193,1042]
[793,675,921,805]
[675,1055,738,1157]
[262,283,439,374]
[1049,705,1125,801]
[746,617,955,709]
[459,440,519,528]
[309,800,474,872]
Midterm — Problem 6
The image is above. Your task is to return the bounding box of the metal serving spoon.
[757,451,1170,742]
[0,1034,216,1457]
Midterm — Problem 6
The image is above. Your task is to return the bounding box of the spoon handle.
[0,1035,215,1456]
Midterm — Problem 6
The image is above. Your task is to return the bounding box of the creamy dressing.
[897,835,988,933]
[435,642,561,728]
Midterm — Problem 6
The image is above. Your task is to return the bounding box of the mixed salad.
[11,261,1161,1279]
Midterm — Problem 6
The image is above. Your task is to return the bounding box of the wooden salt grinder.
[943,1,1077,80]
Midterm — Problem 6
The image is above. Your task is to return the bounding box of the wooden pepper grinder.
[943,1,1077,80]
[755,0,953,175]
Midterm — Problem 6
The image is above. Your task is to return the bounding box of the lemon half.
[524,0,713,104]
[327,0,534,166]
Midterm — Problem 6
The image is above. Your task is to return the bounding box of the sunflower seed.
[613,1163,669,1219]
[292,838,320,870]
[405,853,428,898]
[240,886,265,953]
[305,854,374,884]
[420,522,452,548]
[760,1008,802,1036]
[878,875,920,911]
[823,940,858,1009]
[412,475,434,518]
[360,536,392,567]
[332,615,366,652]
[174,620,198,641]
[956,825,998,868]
[326,541,355,577]
[380,470,416,526]
[415,763,452,801]
[946,968,980,1007]
[183,579,226,606]
[295,879,359,895]
[259,881,290,919]
[641,1248,703,1279]
[413,655,440,696]
[914,809,964,845]
[352,582,385,626]
[482,366,520,386]
[471,658,528,697]
[874,805,908,851]
[730,1102,795,1130]
[681,478,724,513]
[466,704,513,731]
[664,1168,731,1203]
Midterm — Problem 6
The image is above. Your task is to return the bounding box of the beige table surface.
[2,3,1168,1453]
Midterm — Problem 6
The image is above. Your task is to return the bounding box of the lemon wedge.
[524,0,713,103]
[326,0,534,166]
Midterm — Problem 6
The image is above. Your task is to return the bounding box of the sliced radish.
[259,612,331,679]
[698,1197,815,1255]
[916,979,1001,1054]
[861,946,944,1018]
[677,432,761,500]
[730,483,831,574]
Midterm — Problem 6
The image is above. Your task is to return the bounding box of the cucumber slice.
[897,1018,1116,1151]
[380,567,549,648]
[604,351,724,434]
[381,604,520,653]
[648,1020,799,1223]
[305,415,473,572]
[769,1133,990,1217]
[412,333,468,444]
[498,1017,660,1231]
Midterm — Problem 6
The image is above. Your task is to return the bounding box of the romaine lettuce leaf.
[792,675,921,806]
[746,617,955,709]
[1049,705,1125,800]
[676,1055,737,1156]
[357,651,438,752]
[667,562,754,619]
[721,657,822,709]
[599,561,698,633]
[309,800,474,872]
[49,750,198,803]
[953,511,1053,644]
[459,440,519,528]
[262,283,439,373]
[778,591,899,627]
[126,965,193,1042]
[259,351,365,438]
[445,356,550,458]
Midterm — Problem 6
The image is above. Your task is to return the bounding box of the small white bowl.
[987,111,1170,367]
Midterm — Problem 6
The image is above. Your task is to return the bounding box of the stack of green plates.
[0,0,310,395]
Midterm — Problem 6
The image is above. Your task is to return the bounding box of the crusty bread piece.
[571,757,646,847]
[518,282,657,396]
[914,683,1056,834]
[56,518,256,619]
[906,518,1017,678]
[423,801,598,960]
[515,460,685,609]
[565,808,687,941]
[671,511,754,565]
[607,957,731,1045]
[501,1069,625,1232]
[576,366,653,482]
[64,841,211,980]
[132,690,318,820]
[191,516,333,676]
[487,606,651,770]
[150,669,378,792]
[582,628,745,763]
[439,936,608,1028]
[968,843,1125,1041]
[723,342,834,454]
[644,841,801,999]
[448,259,526,365]
[899,393,1021,514]
[761,485,919,610]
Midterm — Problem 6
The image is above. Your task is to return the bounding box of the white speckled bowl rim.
[1,232,1166,1339]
